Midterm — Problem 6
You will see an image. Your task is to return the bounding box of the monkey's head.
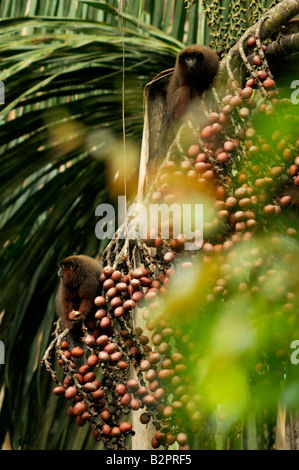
[177,45,219,85]
[178,48,204,71]
[58,256,81,287]
[58,254,101,288]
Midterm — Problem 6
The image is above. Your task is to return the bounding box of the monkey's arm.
[56,285,78,328]
[63,299,75,315]
[61,298,93,326]
[74,297,94,322]
[74,278,99,322]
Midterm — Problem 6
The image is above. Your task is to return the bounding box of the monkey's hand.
[69,309,83,323]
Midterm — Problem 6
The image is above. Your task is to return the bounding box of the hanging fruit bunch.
[42,1,299,450]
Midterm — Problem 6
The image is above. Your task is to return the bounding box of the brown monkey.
[166,45,219,122]
[56,255,101,329]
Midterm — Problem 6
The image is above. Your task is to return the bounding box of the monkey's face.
[58,258,79,285]
[178,50,204,75]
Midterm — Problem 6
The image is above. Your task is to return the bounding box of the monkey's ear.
[178,53,186,64]
[69,259,78,271]
[196,51,204,62]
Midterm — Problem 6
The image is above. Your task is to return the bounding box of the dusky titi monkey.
[56,255,101,329]
[166,45,219,122]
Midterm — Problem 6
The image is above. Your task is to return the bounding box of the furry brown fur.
[166,45,219,121]
[56,255,101,329]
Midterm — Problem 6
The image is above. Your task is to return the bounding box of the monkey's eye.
[179,54,186,64]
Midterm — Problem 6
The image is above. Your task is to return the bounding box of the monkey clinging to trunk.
[166,45,219,122]
[55,255,101,329]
